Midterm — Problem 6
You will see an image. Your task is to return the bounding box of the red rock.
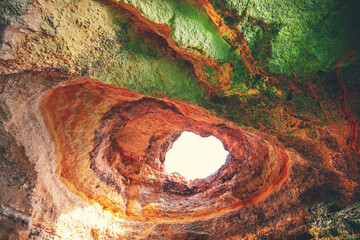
[40,78,290,222]
[0,72,358,239]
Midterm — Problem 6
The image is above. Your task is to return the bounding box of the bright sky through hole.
[165,131,229,180]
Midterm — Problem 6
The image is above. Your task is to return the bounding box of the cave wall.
[0,0,359,239]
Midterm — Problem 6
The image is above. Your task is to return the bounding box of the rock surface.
[0,0,359,239]
[0,71,358,239]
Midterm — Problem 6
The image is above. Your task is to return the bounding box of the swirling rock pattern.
[0,0,359,238]
[0,71,358,239]
[41,78,290,222]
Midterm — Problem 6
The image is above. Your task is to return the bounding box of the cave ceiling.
[0,0,359,239]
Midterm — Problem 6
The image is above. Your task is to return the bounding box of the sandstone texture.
[0,0,360,239]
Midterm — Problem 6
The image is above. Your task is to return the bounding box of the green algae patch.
[224,0,360,78]
[124,0,233,62]
[78,5,210,107]
[96,0,282,106]
[240,20,280,71]
[88,39,209,106]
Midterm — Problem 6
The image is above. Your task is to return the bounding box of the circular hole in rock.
[165,131,229,180]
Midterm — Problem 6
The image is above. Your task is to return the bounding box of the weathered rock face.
[0,0,359,239]
[41,76,291,221]
[0,71,358,239]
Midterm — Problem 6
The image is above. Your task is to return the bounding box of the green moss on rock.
[224,0,360,77]
[124,0,233,61]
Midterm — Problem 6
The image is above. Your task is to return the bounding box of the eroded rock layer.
[41,77,290,222]
[0,71,359,239]
[0,0,360,239]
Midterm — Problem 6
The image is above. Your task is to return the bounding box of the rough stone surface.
[0,71,358,239]
[0,0,359,239]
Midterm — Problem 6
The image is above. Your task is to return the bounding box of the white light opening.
[165,131,229,180]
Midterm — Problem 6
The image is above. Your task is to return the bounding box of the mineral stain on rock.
[0,0,359,239]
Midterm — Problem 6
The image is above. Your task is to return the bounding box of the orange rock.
[40,79,291,222]
[1,72,358,239]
